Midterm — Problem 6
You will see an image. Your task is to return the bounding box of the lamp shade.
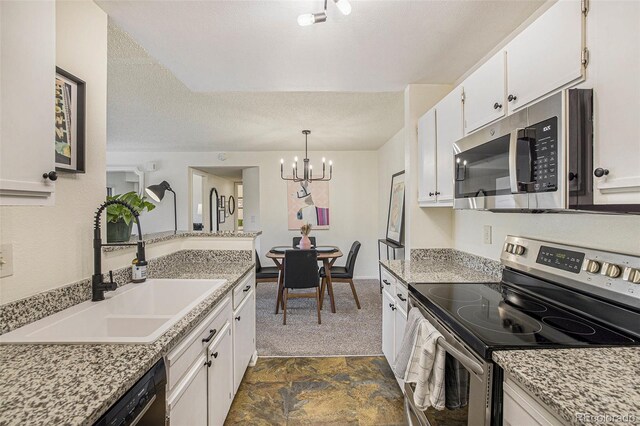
[145,180,172,202]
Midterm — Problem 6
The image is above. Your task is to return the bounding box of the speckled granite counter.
[493,347,640,426]
[0,260,254,426]
[380,249,502,285]
[102,230,261,253]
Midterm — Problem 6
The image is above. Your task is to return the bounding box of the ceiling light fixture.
[280,130,333,183]
[298,0,351,26]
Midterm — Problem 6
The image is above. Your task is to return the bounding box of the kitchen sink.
[0,279,227,344]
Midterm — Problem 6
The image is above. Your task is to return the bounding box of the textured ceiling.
[98,0,544,92]
[107,24,404,152]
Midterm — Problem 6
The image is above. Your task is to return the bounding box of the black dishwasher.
[94,359,166,426]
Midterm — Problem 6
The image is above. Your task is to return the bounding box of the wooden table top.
[266,247,343,260]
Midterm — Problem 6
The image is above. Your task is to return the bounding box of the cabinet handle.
[389,303,396,311]
[435,191,441,196]
[397,293,407,302]
[205,360,212,367]
[202,328,217,343]
[383,279,390,286]
[493,102,502,110]
[594,168,609,178]
[507,94,517,103]
[243,285,251,292]
[429,192,435,197]
[235,316,241,321]
[212,352,219,359]
[42,171,58,181]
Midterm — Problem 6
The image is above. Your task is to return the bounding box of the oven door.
[405,297,493,426]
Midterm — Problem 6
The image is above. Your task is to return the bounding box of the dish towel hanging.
[393,307,423,379]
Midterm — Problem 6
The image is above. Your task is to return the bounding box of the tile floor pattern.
[225,356,407,426]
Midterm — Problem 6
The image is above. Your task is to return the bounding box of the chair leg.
[283,289,288,325]
[319,277,326,310]
[316,287,322,325]
[349,279,361,309]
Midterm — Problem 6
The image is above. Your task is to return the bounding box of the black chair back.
[255,250,263,272]
[292,236,317,247]
[284,250,319,289]
[344,241,361,276]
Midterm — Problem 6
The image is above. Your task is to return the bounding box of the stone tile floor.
[225,356,406,425]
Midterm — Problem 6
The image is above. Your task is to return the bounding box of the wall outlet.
[483,225,492,245]
[0,243,14,278]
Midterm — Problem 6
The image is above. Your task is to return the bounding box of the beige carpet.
[256,279,383,356]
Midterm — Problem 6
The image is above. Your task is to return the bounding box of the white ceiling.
[98,0,544,92]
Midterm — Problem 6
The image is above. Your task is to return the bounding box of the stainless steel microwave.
[453,89,601,212]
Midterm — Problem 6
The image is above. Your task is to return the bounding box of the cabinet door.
[586,0,640,205]
[463,52,506,134]
[418,108,438,206]
[233,289,255,393]
[435,87,464,204]
[208,324,234,426]
[168,355,208,426]
[0,1,56,205]
[506,0,584,112]
[393,307,407,361]
[382,289,396,365]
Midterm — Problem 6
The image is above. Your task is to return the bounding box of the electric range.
[404,236,640,426]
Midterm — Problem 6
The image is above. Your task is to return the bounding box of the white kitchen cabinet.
[584,0,640,205]
[435,86,464,204]
[0,1,56,205]
[505,0,584,112]
[393,304,407,362]
[503,377,565,426]
[207,323,234,426]
[168,354,209,426]
[463,52,506,134]
[233,287,256,393]
[382,287,396,365]
[418,109,438,205]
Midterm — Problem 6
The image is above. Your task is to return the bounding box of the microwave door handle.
[509,128,524,193]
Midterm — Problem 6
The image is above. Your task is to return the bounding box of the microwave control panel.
[528,117,558,192]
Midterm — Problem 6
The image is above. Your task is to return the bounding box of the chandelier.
[280,130,333,183]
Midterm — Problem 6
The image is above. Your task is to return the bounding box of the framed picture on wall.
[219,196,226,210]
[386,171,405,245]
[238,197,243,209]
[55,67,86,173]
[218,209,226,223]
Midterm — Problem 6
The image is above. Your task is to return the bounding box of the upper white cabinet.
[585,0,640,205]
[505,0,584,112]
[435,86,464,204]
[0,1,56,205]
[417,109,438,205]
[463,52,506,134]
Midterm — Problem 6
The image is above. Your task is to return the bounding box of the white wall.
[107,151,380,277]
[378,129,405,239]
[0,0,107,303]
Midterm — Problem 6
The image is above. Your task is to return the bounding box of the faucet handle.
[106,270,117,291]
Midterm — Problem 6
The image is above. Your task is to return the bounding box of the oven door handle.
[436,337,484,376]
[509,128,525,194]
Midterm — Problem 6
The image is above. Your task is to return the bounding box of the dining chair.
[292,236,317,248]
[282,249,321,325]
[320,241,362,309]
[255,250,279,285]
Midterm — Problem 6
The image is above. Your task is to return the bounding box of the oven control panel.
[501,236,640,309]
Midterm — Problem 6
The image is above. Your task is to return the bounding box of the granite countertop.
[103,230,262,253]
[0,261,254,426]
[493,348,640,426]
[380,258,500,285]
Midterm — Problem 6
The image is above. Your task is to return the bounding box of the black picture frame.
[219,195,226,210]
[218,209,226,223]
[228,196,236,215]
[55,67,86,173]
[386,171,405,245]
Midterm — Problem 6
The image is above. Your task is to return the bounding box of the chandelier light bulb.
[322,157,326,163]
[334,0,352,16]
[297,12,327,26]
[280,158,284,164]
[294,156,298,162]
[329,160,333,166]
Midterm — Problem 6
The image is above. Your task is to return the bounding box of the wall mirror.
[106,166,144,197]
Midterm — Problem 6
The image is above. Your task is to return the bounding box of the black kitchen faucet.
[92,200,146,301]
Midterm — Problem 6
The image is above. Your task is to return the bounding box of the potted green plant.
[106,191,156,243]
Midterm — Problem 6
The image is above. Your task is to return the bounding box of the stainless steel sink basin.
[0,279,227,344]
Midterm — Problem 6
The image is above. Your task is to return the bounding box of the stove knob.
[601,262,622,278]
[505,243,514,253]
[623,267,640,284]
[583,259,601,274]
[513,245,526,256]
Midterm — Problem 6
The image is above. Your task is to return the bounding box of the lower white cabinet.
[503,377,565,426]
[233,286,256,393]
[381,268,409,369]
[393,304,407,362]
[168,354,209,426]
[207,323,234,426]
[382,289,396,365]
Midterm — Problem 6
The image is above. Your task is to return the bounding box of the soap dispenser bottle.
[132,257,147,283]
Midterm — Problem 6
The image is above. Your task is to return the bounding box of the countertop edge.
[103,231,262,253]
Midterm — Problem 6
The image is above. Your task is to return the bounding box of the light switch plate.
[0,243,14,278]
[483,225,492,245]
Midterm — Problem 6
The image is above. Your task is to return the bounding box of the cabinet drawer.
[381,268,396,295]
[233,272,254,310]
[395,282,409,312]
[167,296,231,392]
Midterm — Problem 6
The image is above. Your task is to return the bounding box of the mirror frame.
[106,166,145,196]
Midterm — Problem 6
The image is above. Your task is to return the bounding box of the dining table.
[266,246,343,314]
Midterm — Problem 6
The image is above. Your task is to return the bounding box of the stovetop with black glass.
[409,236,640,360]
